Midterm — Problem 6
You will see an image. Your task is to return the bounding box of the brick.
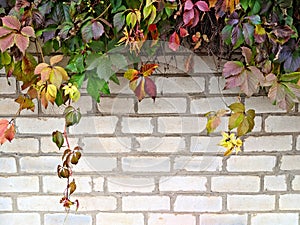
[157,117,206,133]
[227,195,275,211]
[69,116,118,134]
[44,214,92,225]
[209,76,241,94]
[148,213,196,225]
[122,196,169,211]
[159,176,207,191]
[40,136,78,153]
[82,137,131,153]
[0,138,39,153]
[0,98,20,115]
[174,156,223,172]
[155,76,205,94]
[265,116,300,132]
[190,97,236,114]
[297,136,300,150]
[17,196,61,211]
[244,135,292,152]
[245,97,286,113]
[200,214,247,225]
[0,213,40,225]
[122,157,170,172]
[76,157,117,172]
[107,177,155,192]
[292,175,300,190]
[191,55,216,73]
[252,116,262,132]
[0,77,16,94]
[264,175,287,191]
[97,97,135,114]
[138,98,187,114]
[174,195,222,212]
[279,194,300,210]
[0,197,12,211]
[135,137,185,152]
[281,156,300,170]
[0,157,17,173]
[0,176,39,192]
[78,196,117,211]
[16,117,65,134]
[109,77,133,94]
[20,156,60,173]
[43,176,92,193]
[251,213,298,225]
[211,176,260,192]
[93,177,104,192]
[96,213,144,225]
[121,117,153,134]
[190,136,226,153]
[226,156,276,172]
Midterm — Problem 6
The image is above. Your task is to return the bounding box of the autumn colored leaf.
[140,64,158,77]
[179,27,189,37]
[168,31,180,51]
[205,109,227,134]
[0,119,15,145]
[69,179,77,195]
[52,130,64,149]
[223,61,244,78]
[15,95,35,112]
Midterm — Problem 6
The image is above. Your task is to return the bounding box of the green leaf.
[229,112,245,130]
[113,12,125,32]
[64,106,81,127]
[69,74,85,89]
[87,73,110,102]
[110,74,120,85]
[240,0,249,11]
[221,24,233,45]
[1,52,11,65]
[229,102,245,113]
[237,117,250,136]
[52,130,64,149]
[280,72,300,82]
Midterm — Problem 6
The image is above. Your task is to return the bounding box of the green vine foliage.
[0,0,299,210]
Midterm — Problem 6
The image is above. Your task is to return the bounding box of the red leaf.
[223,61,244,78]
[4,124,15,142]
[148,24,157,32]
[92,21,104,40]
[21,26,35,37]
[2,16,21,30]
[130,76,146,101]
[0,119,15,145]
[144,77,157,101]
[0,119,9,137]
[140,64,158,77]
[0,27,13,38]
[168,31,180,51]
[183,9,194,26]
[195,1,210,11]
[14,34,29,54]
[179,27,189,37]
[191,9,200,28]
[184,0,194,10]
[0,33,15,52]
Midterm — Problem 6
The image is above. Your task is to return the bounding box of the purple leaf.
[195,1,209,11]
[241,46,252,65]
[242,23,254,46]
[92,21,104,40]
[191,9,199,28]
[223,61,244,78]
[184,0,194,11]
[183,9,194,25]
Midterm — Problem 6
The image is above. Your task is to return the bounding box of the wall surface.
[0,53,300,225]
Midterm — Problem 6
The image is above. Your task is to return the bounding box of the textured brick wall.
[0,53,300,225]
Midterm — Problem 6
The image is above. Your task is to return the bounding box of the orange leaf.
[0,119,9,137]
[168,31,180,51]
[40,67,52,82]
[140,64,158,77]
[4,124,15,142]
[50,55,64,66]
[34,63,49,74]
[124,69,139,80]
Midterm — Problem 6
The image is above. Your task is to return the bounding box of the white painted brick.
[252,116,262,132]
[96,213,144,225]
[158,117,206,133]
[135,137,185,152]
[122,157,170,172]
[0,138,39,153]
[0,98,20,115]
[209,76,241,94]
[155,76,205,94]
[244,135,292,152]
[0,157,17,173]
[190,55,216,73]
[159,176,207,191]
[0,176,39,192]
[190,97,236,114]
[122,196,169,211]
[43,176,92,193]
[264,175,287,191]
[297,136,300,150]
[200,214,247,225]
[76,157,117,172]
[245,97,286,113]
[16,117,65,134]
[226,156,276,172]
[190,136,225,153]
[227,195,275,211]
[0,213,40,225]
[279,194,300,210]
[265,116,300,132]
[121,117,153,134]
[174,156,223,172]
[17,196,61,211]
[78,196,117,211]
[251,213,298,225]
[0,197,12,211]
[20,156,60,173]
[138,98,187,114]
[292,175,300,190]
[69,116,118,134]
[93,177,104,192]
[107,177,155,192]
[40,136,78,153]
[211,176,260,192]
[0,77,16,94]
[148,213,196,225]
[174,195,222,212]
[281,156,300,170]
[45,213,92,225]
[82,137,131,153]
[97,97,135,114]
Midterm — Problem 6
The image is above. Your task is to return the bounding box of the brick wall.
[0,53,300,225]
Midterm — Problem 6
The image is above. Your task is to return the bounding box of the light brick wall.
[0,54,300,225]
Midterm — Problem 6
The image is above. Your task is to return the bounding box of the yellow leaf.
[50,55,63,66]
[54,66,69,81]
[40,67,52,82]
[34,62,49,74]
[47,84,57,99]
[124,69,139,80]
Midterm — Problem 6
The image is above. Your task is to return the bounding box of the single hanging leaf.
[195,1,210,11]
[168,31,180,51]
[69,179,77,195]
[52,130,64,149]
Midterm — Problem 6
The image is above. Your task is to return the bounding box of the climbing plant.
[0,0,299,210]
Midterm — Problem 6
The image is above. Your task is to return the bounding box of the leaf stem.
[95,3,111,20]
